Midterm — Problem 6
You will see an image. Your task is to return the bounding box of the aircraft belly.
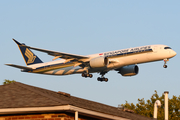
[88,67,107,73]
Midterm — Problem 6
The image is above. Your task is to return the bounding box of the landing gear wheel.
[97,77,108,82]
[97,71,109,82]
[163,65,167,68]
[89,74,93,78]
[82,73,93,78]
[86,74,89,77]
[104,78,108,82]
[82,73,85,77]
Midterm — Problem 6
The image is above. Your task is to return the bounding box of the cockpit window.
[164,47,172,49]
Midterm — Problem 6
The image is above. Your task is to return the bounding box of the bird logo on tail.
[25,48,36,64]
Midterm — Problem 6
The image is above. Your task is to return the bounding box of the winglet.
[12,38,22,45]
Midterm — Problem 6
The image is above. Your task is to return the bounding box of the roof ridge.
[14,82,69,105]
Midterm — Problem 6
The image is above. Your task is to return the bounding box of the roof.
[0,82,152,120]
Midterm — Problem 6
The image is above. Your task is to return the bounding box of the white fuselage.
[27,44,176,75]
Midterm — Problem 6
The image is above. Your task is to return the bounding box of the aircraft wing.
[13,39,89,60]
[20,45,89,59]
[5,64,34,70]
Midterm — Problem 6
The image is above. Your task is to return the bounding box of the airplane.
[6,39,177,82]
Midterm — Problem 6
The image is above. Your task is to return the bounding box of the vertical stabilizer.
[13,39,43,66]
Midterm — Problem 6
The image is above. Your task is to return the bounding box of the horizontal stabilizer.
[5,64,33,70]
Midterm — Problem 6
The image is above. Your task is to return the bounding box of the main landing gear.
[81,71,109,82]
[97,77,108,82]
[97,72,108,82]
[163,59,169,68]
[82,73,93,78]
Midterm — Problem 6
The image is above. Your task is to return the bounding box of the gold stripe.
[32,63,75,73]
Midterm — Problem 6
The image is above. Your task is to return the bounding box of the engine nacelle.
[90,57,109,68]
[117,65,139,76]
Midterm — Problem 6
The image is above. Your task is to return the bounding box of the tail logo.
[25,48,36,64]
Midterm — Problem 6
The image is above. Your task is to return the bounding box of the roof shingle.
[0,82,152,120]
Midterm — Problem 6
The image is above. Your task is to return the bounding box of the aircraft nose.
[171,50,177,57]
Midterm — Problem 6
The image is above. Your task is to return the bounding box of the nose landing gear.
[163,59,169,68]
[163,65,167,68]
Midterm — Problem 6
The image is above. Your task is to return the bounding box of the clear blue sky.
[1,1,179,107]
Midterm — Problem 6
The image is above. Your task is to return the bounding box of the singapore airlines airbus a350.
[6,39,176,82]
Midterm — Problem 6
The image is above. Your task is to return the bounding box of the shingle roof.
[0,82,152,120]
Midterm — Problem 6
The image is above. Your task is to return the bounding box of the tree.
[121,91,180,120]
[3,79,16,85]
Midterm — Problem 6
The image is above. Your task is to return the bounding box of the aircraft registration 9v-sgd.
[6,39,177,82]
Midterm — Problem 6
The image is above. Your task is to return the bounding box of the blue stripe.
[105,49,153,58]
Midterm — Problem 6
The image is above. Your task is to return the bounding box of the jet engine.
[117,65,139,76]
[90,57,109,68]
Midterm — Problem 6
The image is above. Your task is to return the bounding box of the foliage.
[121,90,180,120]
[3,79,16,85]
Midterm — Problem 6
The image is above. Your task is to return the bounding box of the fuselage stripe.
[28,48,153,73]
[105,49,153,58]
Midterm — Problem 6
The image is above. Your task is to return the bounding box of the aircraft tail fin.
[13,39,43,66]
